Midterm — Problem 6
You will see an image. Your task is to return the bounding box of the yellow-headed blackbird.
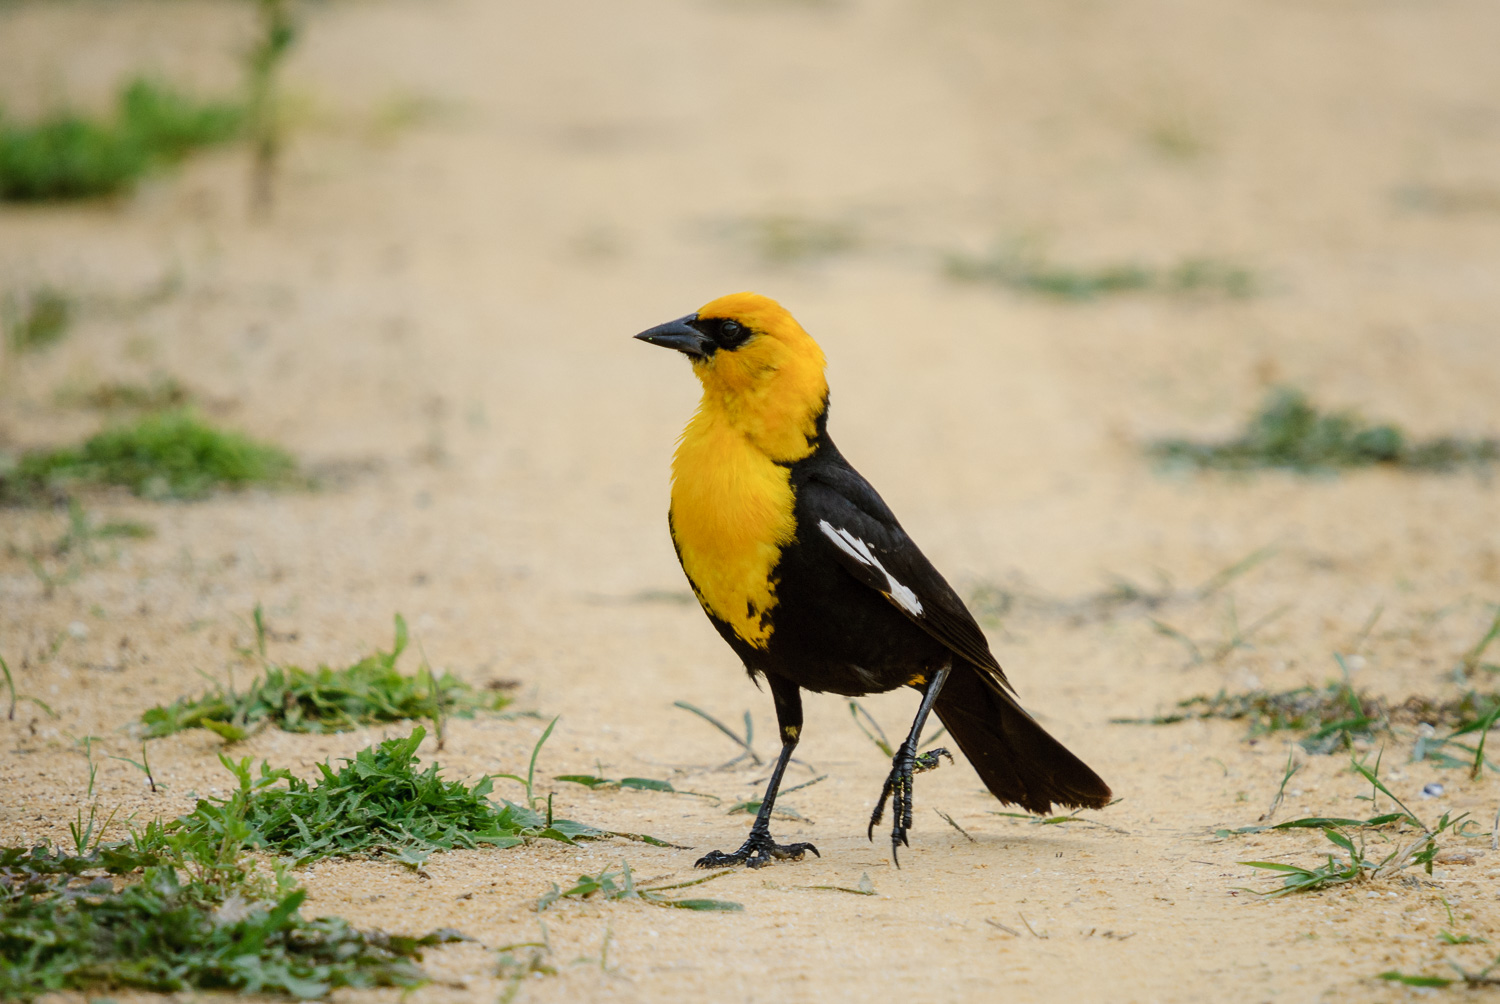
[636,292,1111,867]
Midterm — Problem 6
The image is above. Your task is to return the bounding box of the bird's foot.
[694,829,819,869]
[867,746,954,866]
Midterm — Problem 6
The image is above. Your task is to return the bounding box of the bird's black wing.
[799,460,1018,697]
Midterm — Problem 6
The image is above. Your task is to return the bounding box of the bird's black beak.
[634,313,713,359]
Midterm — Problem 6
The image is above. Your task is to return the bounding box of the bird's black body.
[693,412,1112,821]
[638,293,1111,868]
[688,414,944,696]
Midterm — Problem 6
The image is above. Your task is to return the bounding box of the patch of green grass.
[179,726,600,868]
[943,246,1254,301]
[2,409,295,502]
[1118,671,1500,760]
[141,613,508,741]
[1,754,463,1003]
[1149,386,1500,473]
[1236,754,1483,898]
[0,868,455,1001]
[2,287,72,353]
[117,78,242,163]
[535,861,742,913]
[0,79,242,201]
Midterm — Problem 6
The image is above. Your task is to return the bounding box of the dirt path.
[4,1,1500,1001]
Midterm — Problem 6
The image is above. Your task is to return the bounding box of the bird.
[635,292,1112,867]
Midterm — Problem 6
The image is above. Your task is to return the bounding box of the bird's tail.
[934,664,1112,815]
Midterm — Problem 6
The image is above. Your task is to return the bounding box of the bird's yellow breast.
[670,406,798,649]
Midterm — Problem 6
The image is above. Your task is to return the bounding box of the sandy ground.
[4,0,1500,1001]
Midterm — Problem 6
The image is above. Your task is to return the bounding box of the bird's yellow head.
[636,292,828,462]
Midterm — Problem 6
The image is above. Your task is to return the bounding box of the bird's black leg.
[695,675,819,869]
[868,662,955,866]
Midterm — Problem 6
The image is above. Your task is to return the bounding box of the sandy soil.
[4,0,1500,1001]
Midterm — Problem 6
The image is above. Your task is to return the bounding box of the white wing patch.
[818,519,924,617]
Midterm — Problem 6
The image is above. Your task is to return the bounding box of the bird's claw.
[867,746,953,866]
[694,829,820,869]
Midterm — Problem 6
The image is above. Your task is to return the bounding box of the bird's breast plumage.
[670,407,798,649]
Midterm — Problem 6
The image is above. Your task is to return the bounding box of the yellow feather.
[669,293,829,648]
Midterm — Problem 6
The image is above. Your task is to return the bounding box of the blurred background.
[3,0,1499,759]
[2,2,1499,996]
[4,0,1500,802]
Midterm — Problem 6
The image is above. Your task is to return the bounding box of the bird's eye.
[720,320,742,340]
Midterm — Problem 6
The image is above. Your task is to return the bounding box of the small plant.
[18,500,154,598]
[3,287,72,353]
[727,773,828,821]
[673,701,762,767]
[848,700,947,758]
[555,771,718,801]
[535,861,742,913]
[141,613,508,740]
[1149,386,1500,473]
[247,0,299,216]
[0,79,242,201]
[2,653,56,722]
[2,409,295,502]
[1237,754,1482,897]
[1379,960,1500,989]
[944,245,1254,301]
[177,727,601,868]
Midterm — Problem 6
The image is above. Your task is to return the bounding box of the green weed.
[992,809,1128,834]
[0,850,457,1001]
[2,653,56,722]
[1237,754,1482,897]
[0,79,241,201]
[1379,962,1500,988]
[2,287,72,353]
[966,546,1276,630]
[0,741,465,1004]
[556,771,719,801]
[535,861,742,913]
[247,0,299,215]
[847,700,947,759]
[1459,607,1500,678]
[674,701,762,767]
[1120,671,1500,760]
[944,246,1254,301]
[187,727,597,867]
[141,613,508,741]
[1149,386,1500,473]
[2,409,295,502]
[170,727,599,872]
[726,773,828,822]
[15,500,154,598]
